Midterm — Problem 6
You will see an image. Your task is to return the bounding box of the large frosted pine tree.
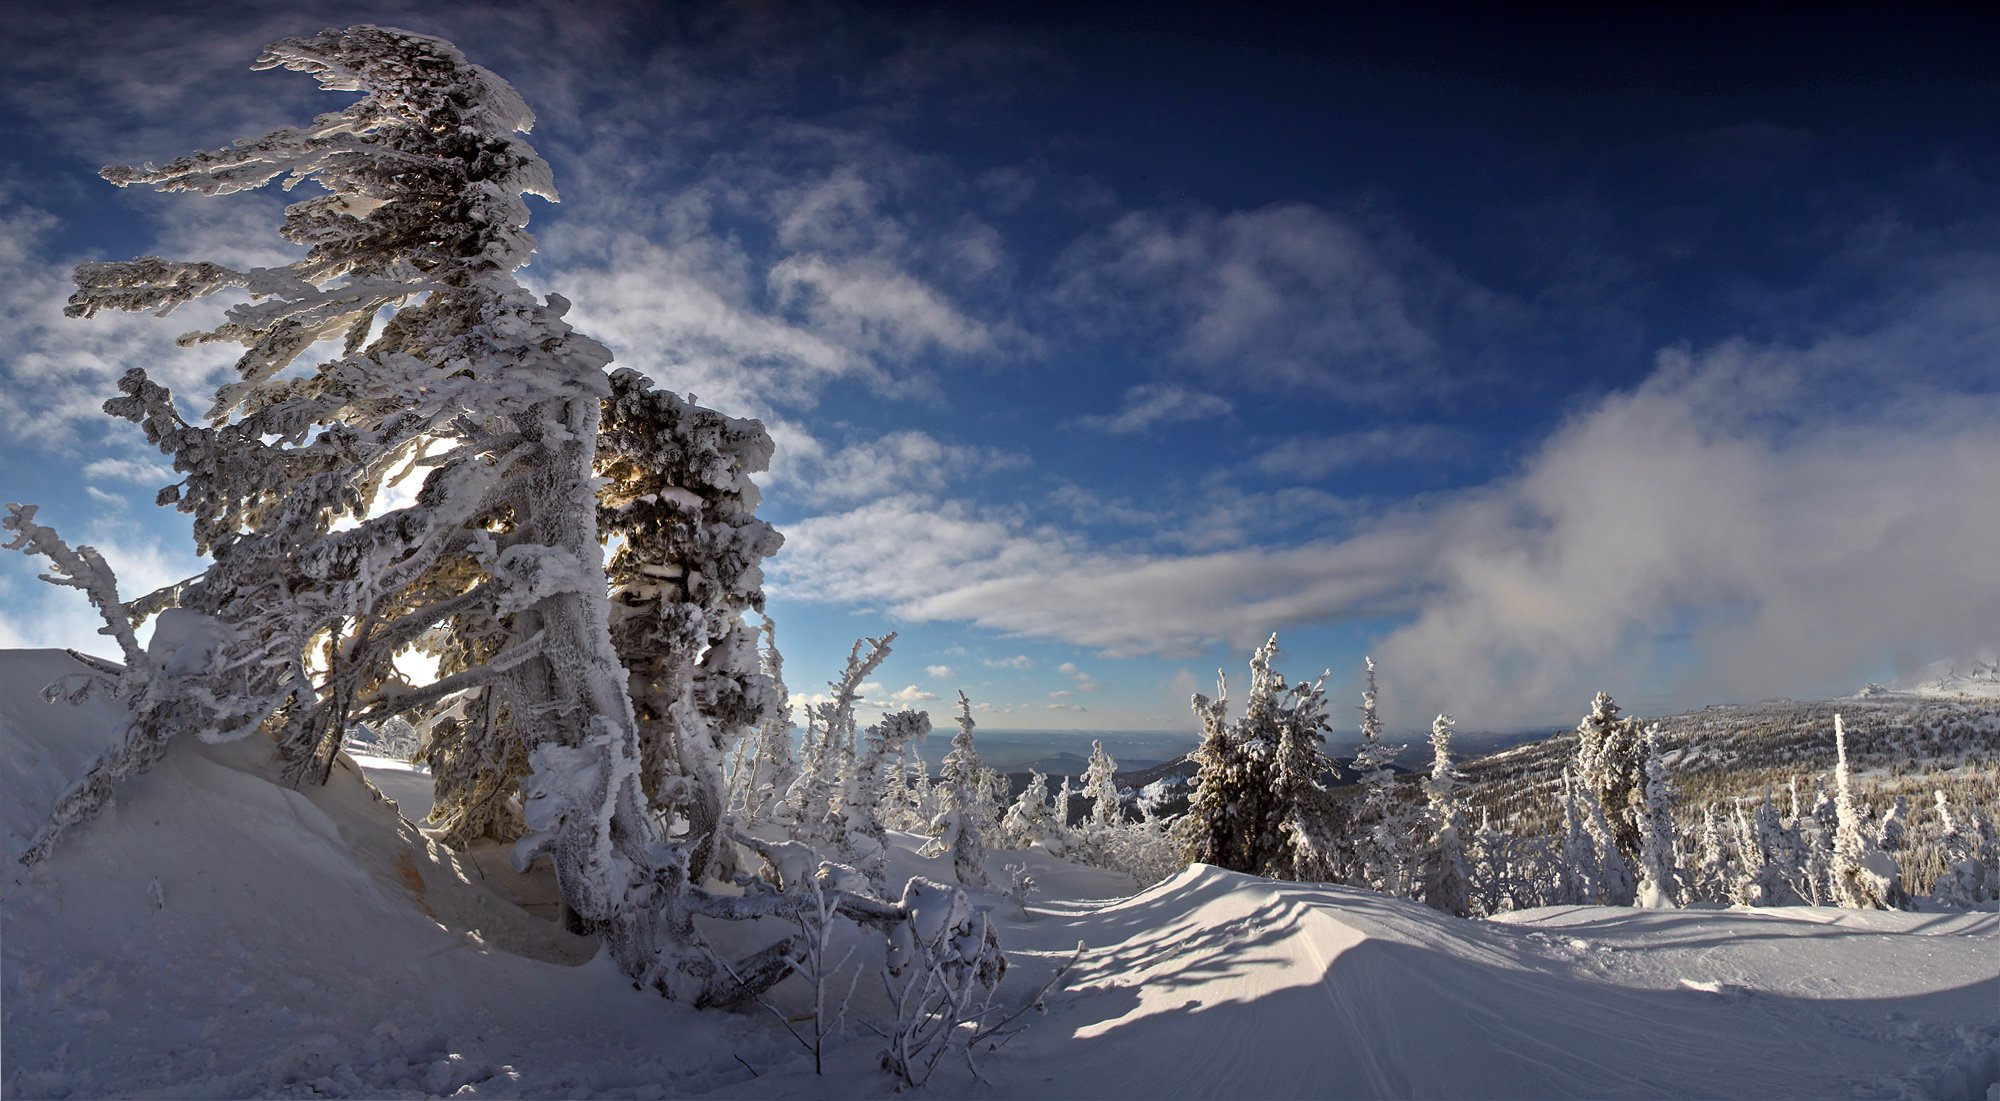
[12,25,864,1004]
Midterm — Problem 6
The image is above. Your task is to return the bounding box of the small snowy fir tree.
[846,709,932,890]
[1349,656,1411,894]
[1555,770,1604,905]
[1928,791,1997,908]
[781,634,893,848]
[733,615,798,825]
[1419,713,1474,917]
[1179,673,1255,870]
[1632,724,1683,908]
[1829,714,1900,910]
[924,692,992,888]
[1176,636,1335,881]
[1573,691,1647,876]
[1082,740,1122,829]
[1001,770,1063,853]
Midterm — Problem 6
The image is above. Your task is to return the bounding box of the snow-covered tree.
[1830,714,1900,909]
[728,620,796,829]
[1349,656,1410,894]
[1632,724,1683,908]
[1691,804,1733,904]
[19,25,995,1010]
[846,710,932,890]
[1929,790,1997,908]
[1082,740,1122,829]
[40,30,714,981]
[1176,636,1337,881]
[924,692,991,888]
[1470,808,1543,915]
[1001,770,1063,853]
[1179,674,1255,871]
[782,634,893,847]
[1573,691,1646,875]
[1751,792,1805,907]
[597,367,785,881]
[1419,713,1474,917]
[1554,771,1602,905]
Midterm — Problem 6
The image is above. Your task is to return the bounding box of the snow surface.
[4,648,1997,1100]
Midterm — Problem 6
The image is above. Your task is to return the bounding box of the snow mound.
[982,866,2000,1100]
[5,649,1997,1100]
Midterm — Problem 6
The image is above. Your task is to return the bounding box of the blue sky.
[1,2,1995,735]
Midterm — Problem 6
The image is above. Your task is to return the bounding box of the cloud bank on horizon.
[1,2,1994,730]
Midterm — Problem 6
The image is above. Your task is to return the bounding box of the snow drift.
[4,649,1997,1099]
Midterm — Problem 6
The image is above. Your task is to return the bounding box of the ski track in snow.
[3,649,1997,1100]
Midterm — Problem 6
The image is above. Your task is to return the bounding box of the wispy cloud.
[1055,203,1450,399]
[767,428,1021,505]
[1076,383,1231,434]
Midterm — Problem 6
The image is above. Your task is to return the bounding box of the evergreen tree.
[1419,713,1474,916]
[1830,714,1899,909]
[1176,636,1336,881]
[1349,656,1410,894]
[733,615,798,825]
[1179,674,1251,870]
[924,692,992,888]
[15,26,982,1007]
[1001,770,1062,852]
[1083,740,1122,828]
[847,709,932,890]
[48,28,716,979]
[1555,770,1602,905]
[1573,691,1646,875]
[1632,724,1683,908]
[781,634,892,847]
[1693,804,1733,904]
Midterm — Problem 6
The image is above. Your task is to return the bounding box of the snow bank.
[4,649,1995,1099]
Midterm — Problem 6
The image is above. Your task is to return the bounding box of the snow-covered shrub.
[878,877,1007,1086]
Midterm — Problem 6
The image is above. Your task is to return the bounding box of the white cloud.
[769,254,993,362]
[1048,689,1071,699]
[1373,342,2000,727]
[924,664,954,679]
[83,457,174,485]
[1055,661,1098,693]
[888,684,938,703]
[771,429,1018,505]
[1077,383,1231,434]
[981,654,1034,670]
[775,296,2000,726]
[1056,203,1445,398]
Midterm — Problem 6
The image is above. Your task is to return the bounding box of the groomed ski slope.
[3,649,1996,1100]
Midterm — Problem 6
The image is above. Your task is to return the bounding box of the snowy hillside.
[1863,658,2000,701]
[4,649,1998,1100]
